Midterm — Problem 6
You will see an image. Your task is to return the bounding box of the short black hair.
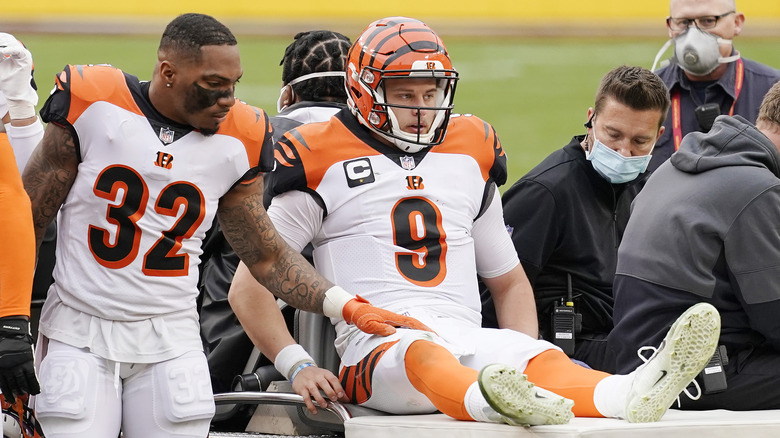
[280,30,351,102]
[159,13,237,62]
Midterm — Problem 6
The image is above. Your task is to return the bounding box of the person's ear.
[159,60,175,87]
[732,12,745,37]
[281,85,294,106]
[277,84,295,112]
[584,107,595,128]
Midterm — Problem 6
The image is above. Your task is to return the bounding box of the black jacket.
[487,136,648,346]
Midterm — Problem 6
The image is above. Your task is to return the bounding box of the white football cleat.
[625,302,721,423]
[478,363,574,426]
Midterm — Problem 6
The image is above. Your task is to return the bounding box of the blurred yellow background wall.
[4,0,779,38]
[5,0,780,19]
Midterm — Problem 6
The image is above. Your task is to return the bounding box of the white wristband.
[6,100,35,120]
[274,343,315,381]
[5,118,43,173]
[5,119,42,137]
[322,286,354,321]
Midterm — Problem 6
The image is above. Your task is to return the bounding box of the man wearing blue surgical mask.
[648,0,780,171]
[584,114,656,184]
[483,66,669,373]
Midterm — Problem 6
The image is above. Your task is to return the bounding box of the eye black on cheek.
[192,82,232,109]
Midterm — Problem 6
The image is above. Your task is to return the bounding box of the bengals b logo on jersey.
[406,176,424,190]
[154,151,174,169]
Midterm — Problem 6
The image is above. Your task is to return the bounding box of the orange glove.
[342,295,433,336]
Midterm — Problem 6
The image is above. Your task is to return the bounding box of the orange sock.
[404,340,478,420]
[523,350,610,417]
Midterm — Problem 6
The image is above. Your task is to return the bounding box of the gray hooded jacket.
[609,115,780,372]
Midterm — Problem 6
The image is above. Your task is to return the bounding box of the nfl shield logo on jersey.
[400,156,416,170]
[159,127,175,144]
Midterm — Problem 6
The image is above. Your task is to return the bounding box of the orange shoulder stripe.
[61,65,143,125]
[216,101,271,169]
[434,115,501,182]
[283,120,382,191]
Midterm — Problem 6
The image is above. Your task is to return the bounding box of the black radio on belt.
[551,274,582,356]
[698,344,728,394]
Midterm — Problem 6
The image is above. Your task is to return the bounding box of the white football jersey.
[38,64,273,361]
[268,110,519,352]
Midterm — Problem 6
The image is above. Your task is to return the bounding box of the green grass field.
[14,33,780,187]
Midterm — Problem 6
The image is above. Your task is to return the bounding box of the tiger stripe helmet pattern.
[346,17,459,153]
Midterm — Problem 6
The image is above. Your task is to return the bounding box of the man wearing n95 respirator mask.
[647,0,780,173]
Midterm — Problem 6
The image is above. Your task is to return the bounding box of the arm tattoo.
[219,182,329,312]
[22,124,78,248]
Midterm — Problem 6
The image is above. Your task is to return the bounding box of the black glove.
[0,317,40,403]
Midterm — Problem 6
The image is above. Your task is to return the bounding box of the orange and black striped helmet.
[346,17,458,153]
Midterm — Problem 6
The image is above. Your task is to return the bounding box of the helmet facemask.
[355,64,457,153]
